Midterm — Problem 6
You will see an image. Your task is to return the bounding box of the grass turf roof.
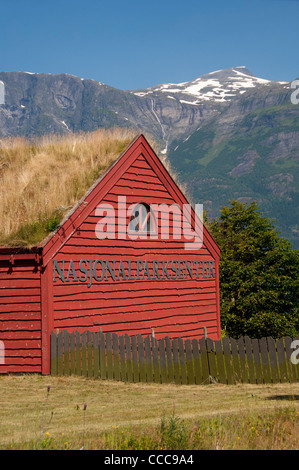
[0,127,144,248]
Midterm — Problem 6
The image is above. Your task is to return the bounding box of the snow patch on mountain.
[132,67,275,104]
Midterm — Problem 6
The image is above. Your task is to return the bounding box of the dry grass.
[0,127,148,247]
[0,127,191,248]
[0,375,298,450]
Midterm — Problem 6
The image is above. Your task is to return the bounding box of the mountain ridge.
[0,67,298,247]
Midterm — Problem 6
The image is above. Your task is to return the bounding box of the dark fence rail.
[50,330,299,385]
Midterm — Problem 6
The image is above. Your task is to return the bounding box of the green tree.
[210,200,299,339]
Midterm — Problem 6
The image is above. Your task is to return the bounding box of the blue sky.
[1,0,298,89]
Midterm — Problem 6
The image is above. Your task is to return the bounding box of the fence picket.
[57,331,63,375]
[63,331,70,376]
[159,338,168,383]
[138,335,146,383]
[119,335,126,382]
[199,338,210,383]
[237,337,247,383]
[81,332,87,377]
[165,336,174,383]
[244,336,255,384]
[131,335,139,382]
[112,333,120,381]
[172,339,181,384]
[93,332,99,378]
[222,337,234,385]
[125,334,133,383]
[230,338,241,383]
[69,332,76,375]
[152,336,160,383]
[178,337,187,385]
[267,337,279,383]
[185,339,194,385]
[215,339,226,384]
[206,338,217,383]
[284,337,296,382]
[259,337,271,383]
[144,335,152,382]
[75,331,81,376]
[87,331,93,378]
[50,331,57,376]
[104,333,112,380]
[99,331,106,380]
[192,339,202,384]
[252,338,263,384]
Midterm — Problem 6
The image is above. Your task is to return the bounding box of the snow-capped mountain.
[0,66,290,150]
[127,66,290,154]
[0,65,293,158]
[132,66,286,104]
[0,66,298,247]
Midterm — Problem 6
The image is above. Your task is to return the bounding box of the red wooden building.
[0,135,220,374]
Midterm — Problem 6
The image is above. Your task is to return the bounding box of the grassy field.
[0,374,298,450]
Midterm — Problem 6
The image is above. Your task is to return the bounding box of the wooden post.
[144,335,153,382]
[222,337,234,385]
[152,335,160,383]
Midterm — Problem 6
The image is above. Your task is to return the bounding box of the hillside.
[168,86,299,248]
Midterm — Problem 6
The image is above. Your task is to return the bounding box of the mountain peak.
[138,66,271,104]
[202,66,254,78]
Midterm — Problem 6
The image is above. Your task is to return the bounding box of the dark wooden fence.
[50,330,299,385]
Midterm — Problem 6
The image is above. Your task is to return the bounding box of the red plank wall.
[0,256,42,373]
[51,150,220,341]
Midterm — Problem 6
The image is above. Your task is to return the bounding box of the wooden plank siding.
[51,152,219,340]
[0,259,42,373]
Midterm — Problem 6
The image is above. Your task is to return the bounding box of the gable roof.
[40,134,220,266]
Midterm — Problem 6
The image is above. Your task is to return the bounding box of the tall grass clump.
[0,127,141,247]
[80,406,299,450]
[7,406,298,450]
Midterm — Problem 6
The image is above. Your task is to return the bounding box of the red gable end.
[0,134,220,375]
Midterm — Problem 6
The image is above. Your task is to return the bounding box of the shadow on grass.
[266,395,299,401]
